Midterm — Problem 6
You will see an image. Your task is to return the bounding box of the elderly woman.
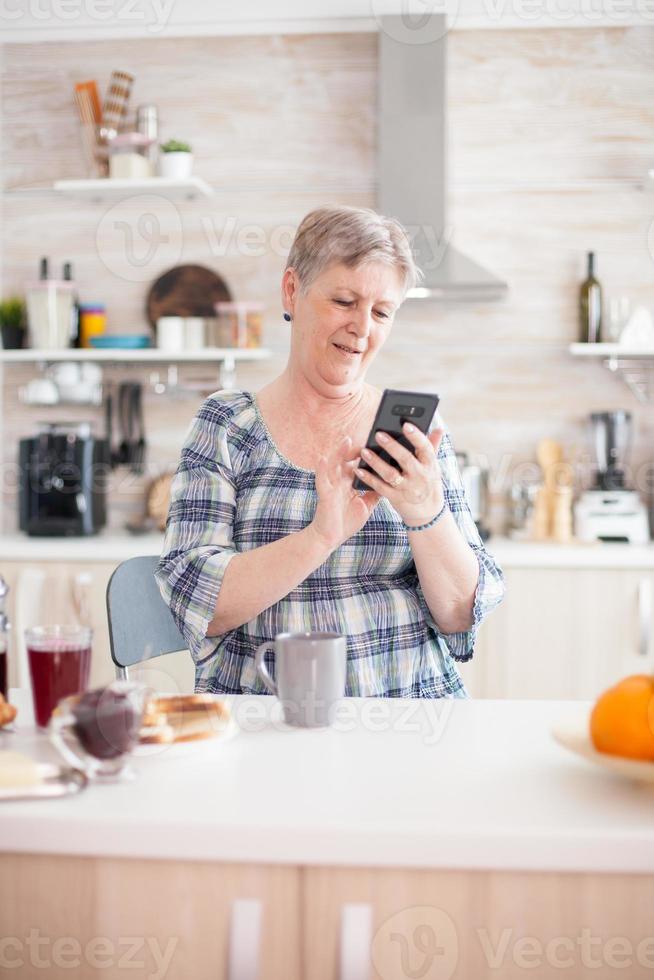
[156,205,505,698]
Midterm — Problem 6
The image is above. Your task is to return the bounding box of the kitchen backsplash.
[1,27,653,535]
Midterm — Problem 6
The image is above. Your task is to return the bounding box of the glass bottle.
[579,251,603,344]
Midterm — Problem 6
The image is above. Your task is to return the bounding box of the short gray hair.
[285,205,421,296]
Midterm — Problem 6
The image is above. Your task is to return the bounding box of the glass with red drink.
[0,641,7,701]
[26,625,92,727]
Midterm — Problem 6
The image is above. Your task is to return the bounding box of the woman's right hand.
[311,436,381,552]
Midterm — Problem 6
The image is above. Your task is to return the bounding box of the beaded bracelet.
[402,498,448,532]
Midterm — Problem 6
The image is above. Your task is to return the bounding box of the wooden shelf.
[0,347,271,363]
[569,343,654,359]
[7,177,214,201]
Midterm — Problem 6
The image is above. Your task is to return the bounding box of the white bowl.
[551,713,654,783]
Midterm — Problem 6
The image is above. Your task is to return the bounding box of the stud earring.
[283,312,292,322]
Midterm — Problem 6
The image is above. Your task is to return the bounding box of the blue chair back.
[106,555,186,676]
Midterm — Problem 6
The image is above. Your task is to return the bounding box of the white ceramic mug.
[254,632,347,728]
[156,316,185,351]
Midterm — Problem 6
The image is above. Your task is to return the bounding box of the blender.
[574,411,649,544]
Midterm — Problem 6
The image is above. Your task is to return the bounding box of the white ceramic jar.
[156,316,185,351]
[184,317,205,350]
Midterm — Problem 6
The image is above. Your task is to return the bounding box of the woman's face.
[283,260,404,395]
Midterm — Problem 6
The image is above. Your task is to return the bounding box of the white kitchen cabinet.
[3,552,653,704]
[0,560,117,690]
[462,567,654,701]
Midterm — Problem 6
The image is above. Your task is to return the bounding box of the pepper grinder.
[136,104,159,168]
[0,575,10,699]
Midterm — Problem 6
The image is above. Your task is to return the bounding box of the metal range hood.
[378,16,508,302]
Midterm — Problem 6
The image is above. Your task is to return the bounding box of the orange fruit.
[590,675,654,762]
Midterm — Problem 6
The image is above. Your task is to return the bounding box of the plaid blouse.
[156,390,505,698]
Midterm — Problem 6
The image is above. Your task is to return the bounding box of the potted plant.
[0,297,26,350]
[158,139,193,180]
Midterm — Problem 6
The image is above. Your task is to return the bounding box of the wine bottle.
[579,251,602,343]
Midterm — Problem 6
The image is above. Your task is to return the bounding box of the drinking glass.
[26,625,92,728]
[607,296,630,343]
[0,638,7,701]
[50,681,147,781]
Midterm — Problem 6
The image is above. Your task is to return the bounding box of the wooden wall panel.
[1,28,653,535]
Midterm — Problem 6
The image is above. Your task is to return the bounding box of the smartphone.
[353,389,440,491]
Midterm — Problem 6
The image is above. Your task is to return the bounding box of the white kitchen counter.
[1,531,654,568]
[1,695,653,873]
[0,531,165,562]
[488,536,654,569]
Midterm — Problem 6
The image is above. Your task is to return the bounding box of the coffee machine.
[574,411,649,544]
[19,422,109,536]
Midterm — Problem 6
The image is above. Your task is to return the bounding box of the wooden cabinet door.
[302,865,654,980]
[0,853,300,980]
[302,865,468,980]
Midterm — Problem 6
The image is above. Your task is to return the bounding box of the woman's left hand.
[354,423,445,527]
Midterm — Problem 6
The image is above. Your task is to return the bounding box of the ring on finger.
[392,472,405,488]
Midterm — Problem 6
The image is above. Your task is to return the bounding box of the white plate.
[551,715,654,783]
[134,715,238,761]
[0,762,88,801]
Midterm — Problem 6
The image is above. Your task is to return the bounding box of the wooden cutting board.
[145,264,232,330]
